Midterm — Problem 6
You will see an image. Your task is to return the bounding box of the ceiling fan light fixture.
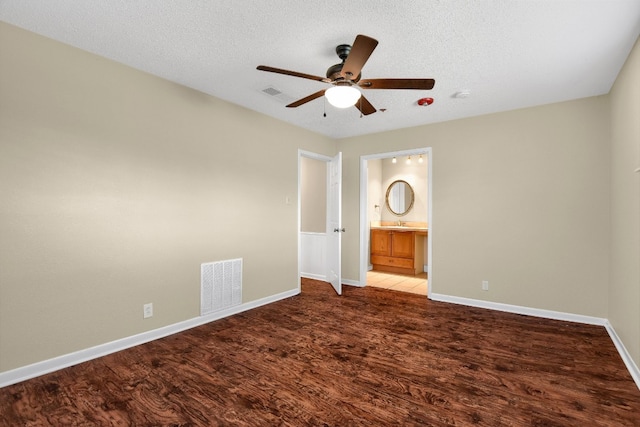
[325,85,361,108]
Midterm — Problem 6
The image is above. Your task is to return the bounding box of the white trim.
[359,155,369,286]
[342,278,364,287]
[4,288,638,392]
[426,149,433,298]
[604,320,640,389]
[301,273,327,281]
[430,292,640,390]
[430,293,607,325]
[0,288,299,389]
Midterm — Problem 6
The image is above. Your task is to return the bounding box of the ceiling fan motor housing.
[335,44,352,60]
[326,63,361,82]
[327,44,361,82]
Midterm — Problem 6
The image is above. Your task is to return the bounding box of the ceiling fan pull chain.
[323,96,327,117]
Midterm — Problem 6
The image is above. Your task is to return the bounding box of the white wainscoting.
[300,232,327,281]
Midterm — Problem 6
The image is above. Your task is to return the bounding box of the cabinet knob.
[334,228,346,233]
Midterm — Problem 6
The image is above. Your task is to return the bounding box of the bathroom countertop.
[370,225,428,232]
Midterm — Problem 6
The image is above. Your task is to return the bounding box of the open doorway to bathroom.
[359,149,432,297]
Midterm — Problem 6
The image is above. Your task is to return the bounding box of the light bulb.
[325,85,361,108]
[391,157,397,164]
[406,156,412,165]
[418,154,424,163]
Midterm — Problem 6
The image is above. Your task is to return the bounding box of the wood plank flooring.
[2,278,639,426]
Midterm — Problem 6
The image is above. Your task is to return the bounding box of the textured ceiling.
[1,1,639,139]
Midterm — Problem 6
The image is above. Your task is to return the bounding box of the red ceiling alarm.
[418,97,434,106]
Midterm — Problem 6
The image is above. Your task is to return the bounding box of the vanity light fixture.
[392,157,397,164]
[406,156,412,165]
[418,154,424,163]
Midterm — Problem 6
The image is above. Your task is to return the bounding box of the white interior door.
[327,152,342,295]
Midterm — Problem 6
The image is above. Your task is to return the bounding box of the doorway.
[359,148,432,297]
[298,150,342,295]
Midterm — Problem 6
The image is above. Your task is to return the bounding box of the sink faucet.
[397,220,403,226]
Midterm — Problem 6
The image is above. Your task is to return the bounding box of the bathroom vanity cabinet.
[370,228,426,275]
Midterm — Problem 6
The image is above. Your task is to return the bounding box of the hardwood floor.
[2,278,639,426]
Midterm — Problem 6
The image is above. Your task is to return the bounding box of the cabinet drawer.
[371,255,414,269]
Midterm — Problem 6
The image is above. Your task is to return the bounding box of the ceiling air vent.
[260,86,295,104]
[262,86,282,96]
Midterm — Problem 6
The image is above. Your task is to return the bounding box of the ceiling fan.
[257,35,435,116]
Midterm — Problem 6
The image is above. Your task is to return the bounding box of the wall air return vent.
[201,258,242,316]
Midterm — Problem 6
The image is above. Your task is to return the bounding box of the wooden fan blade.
[286,90,326,108]
[341,35,378,80]
[257,65,330,83]
[355,95,376,116]
[359,78,436,90]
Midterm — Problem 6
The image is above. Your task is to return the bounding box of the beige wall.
[300,157,327,233]
[339,96,611,318]
[0,23,334,373]
[609,36,640,366]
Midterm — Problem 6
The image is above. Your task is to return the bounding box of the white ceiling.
[1,1,639,139]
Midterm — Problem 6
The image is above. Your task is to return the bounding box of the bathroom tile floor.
[366,271,428,295]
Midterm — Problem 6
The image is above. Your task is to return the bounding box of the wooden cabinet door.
[371,230,391,256]
[391,232,414,259]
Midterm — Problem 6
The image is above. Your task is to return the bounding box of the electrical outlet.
[143,303,153,319]
[482,280,489,291]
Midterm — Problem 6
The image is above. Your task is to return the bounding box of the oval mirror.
[385,180,415,216]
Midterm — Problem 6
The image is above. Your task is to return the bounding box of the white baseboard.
[301,274,363,288]
[300,272,327,281]
[343,278,364,287]
[430,292,640,390]
[0,288,299,389]
[604,320,640,389]
[430,293,607,325]
[5,288,638,392]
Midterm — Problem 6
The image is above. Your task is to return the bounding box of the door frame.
[297,149,335,293]
[359,147,433,297]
